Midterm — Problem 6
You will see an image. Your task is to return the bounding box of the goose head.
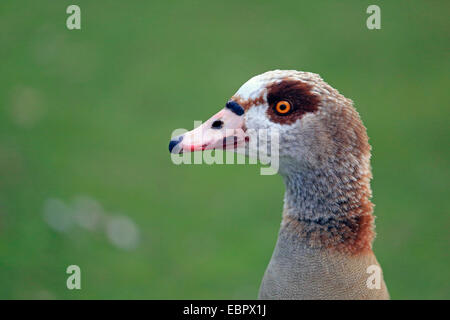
[167,70,387,297]
[169,69,370,180]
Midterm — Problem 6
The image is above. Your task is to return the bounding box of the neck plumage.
[280,157,375,255]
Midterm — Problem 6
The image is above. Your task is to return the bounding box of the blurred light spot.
[43,198,74,233]
[43,196,141,251]
[32,24,98,82]
[106,215,140,251]
[9,86,46,128]
[72,195,104,231]
[32,24,66,66]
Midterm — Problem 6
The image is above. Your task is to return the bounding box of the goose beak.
[169,102,246,154]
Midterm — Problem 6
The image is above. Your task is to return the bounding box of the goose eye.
[274,101,292,115]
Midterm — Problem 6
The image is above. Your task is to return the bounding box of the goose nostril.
[212,120,223,129]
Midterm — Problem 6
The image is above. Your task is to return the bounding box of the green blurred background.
[0,0,449,299]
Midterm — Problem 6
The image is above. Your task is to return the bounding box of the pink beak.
[169,102,247,154]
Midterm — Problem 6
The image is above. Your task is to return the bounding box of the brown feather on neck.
[281,98,376,256]
[282,183,375,256]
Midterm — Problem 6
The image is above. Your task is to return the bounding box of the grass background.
[0,0,448,299]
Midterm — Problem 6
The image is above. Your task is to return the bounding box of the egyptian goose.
[169,70,389,299]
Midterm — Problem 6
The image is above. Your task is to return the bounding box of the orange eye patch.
[275,101,292,115]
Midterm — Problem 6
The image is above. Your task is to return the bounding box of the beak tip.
[169,136,183,153]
